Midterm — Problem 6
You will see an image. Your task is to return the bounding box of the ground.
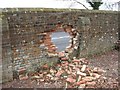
[88,50,119,88]
[1,50,119,89]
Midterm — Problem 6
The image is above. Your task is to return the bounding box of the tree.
[59,0,119,11]
[104,1,120,11]
[61,0,103,10]
[86,0,103,10]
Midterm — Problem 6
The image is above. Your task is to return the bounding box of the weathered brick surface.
[2,15,13,83]
[1,8,118,83]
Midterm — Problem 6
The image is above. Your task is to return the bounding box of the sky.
[0,0,119,11]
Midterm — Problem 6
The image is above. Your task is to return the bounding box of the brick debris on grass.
[17,51,106,88]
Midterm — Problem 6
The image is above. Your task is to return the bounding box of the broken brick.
[92,73,101,79]
[51,47,57,51]
[43,71,48,75]
[82,76,95,82]
[76,71,87,76]
[75,80,86,86]
[93,67,106,74]
[51,77,59,81]
[86,81,96,86]
[46,74,53,78]
[78,84,86,88]
[47,53,58,57]
[81,65,87,72]
[69,64,75,67]
[72,59,81,63]
[19,75,28,80]
[50,68,56,74]
[66,77,76,83]
[77,75,81,82]
[31,75,40,79]
[58,52,65,57]
[55,70,64,77]
[40,79,44,82]
[66,70,71,75]
[74,67,80,71]
[61,57,68,61]
[18,68,26,74]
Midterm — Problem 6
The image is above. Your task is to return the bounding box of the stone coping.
[1,8,118,14]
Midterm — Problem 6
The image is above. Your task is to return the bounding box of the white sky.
[0,0,119,11]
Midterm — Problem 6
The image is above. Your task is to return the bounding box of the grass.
[79,46,116,59]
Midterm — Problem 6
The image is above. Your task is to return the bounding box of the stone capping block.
[77,17,91,32]
[78,17,91,26]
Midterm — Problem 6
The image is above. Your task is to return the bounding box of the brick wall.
[1,8,118,83]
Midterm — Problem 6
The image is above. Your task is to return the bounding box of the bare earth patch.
[88,50,119,88]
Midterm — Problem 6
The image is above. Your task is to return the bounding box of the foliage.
[86,0,103,10]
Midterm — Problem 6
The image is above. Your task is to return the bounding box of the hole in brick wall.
[43,28,71,53]
[41,23,79,55]
[51,30,71,52]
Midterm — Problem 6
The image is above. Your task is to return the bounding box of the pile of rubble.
[13,26,106,88]
[19,51,106,88]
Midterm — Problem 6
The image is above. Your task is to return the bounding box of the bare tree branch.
[73,0,89,9]
[58,0,89,9]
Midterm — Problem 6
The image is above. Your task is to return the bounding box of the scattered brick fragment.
[66,77,76,83]
[86,81,96,86]
[81,65,87,72]
[18,68,26,74]
[75,80,86,86]
[77,71,87,76]
[61,57,69,61]
[19,75,28,80]
[58,52,65,58]
[55,70,64,77]
[82,76,95,82]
